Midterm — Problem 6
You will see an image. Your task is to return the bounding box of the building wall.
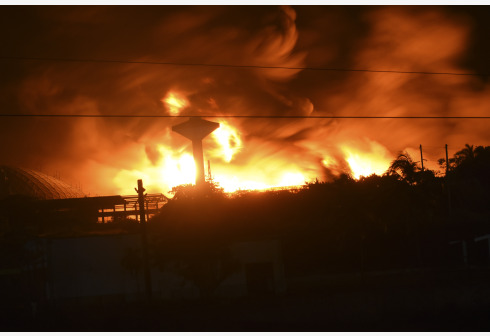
[216,239,286,297]
[47,235,286,302]
[48,234,145,301]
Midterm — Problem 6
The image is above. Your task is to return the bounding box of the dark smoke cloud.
[0,6,489,194]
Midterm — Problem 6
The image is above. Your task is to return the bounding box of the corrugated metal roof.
[0,166,85,200]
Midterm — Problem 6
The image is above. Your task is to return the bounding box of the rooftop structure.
[0,166,168,235]
[0,166,85,200]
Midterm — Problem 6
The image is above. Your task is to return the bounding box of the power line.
[0,114,489,119]
[0,56,487,77]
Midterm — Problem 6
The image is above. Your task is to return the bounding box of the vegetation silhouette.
[438,145,490,244]
[2,144,488,295]
[150,182,239,298]
[2,144,490,330]
[147,144,490,286]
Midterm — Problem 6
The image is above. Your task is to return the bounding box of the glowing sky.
[1,6,490,195]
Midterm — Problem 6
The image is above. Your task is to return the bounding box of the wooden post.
[136,179,152,302]
[445,144,449,176]
[445,144,452,217]
[419,144,424,171]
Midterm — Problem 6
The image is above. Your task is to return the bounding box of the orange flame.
[111,119,315,195]
[162,91,189,116]
[340,140,393,179]
[210,121,242,163]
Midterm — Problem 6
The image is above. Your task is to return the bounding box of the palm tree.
[386,152,420,185]
[454,144,475,166]
[474,145,489,158]
[440,144,489,173]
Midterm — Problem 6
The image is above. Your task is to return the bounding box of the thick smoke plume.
[0,6,489,195]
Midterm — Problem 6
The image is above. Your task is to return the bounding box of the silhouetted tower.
[172,117,220,186]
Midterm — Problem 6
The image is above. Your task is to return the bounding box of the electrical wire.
[1,57,488,119]
[0,55,488,77]
[0,114,489,119]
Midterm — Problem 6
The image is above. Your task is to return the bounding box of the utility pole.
[445,144,449,176]
[419,144,424,171]
[445,144,452,216]
[136,179,152,302]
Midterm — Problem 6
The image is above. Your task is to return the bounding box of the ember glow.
[2,6,490,196]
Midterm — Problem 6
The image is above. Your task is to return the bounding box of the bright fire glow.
[112,114,393,195]
[113,147,196,194]
[162,91,189,116]
[278,172,305,186]
[213,170,306,193]
[341,141,392,179]
[112,137,309,195]
[112,132,394,196]
[210,121,242,162]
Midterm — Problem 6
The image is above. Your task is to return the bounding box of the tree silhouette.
[437,144,477,172]
[143,145,490,286]
[454,144,476,166]
[169,181,225,201]
[149,190,240,298]
[440,144,490,178]
[441,145,490,213]
[386,152,421,185]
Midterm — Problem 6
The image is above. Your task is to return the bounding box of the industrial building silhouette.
[0,163,285,308]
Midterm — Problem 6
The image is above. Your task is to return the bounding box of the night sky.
[1,5,490,195]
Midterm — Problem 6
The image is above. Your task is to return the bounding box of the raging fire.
[341,141,393,179]
[210,121,242,163]
[112,115,393,196]
[5,6,489,201]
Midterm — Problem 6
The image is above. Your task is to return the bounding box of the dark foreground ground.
[3,266,490,331]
